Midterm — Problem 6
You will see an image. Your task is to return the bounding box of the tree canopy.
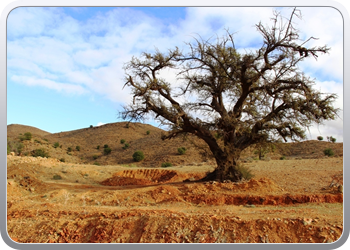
[121,8,339,182]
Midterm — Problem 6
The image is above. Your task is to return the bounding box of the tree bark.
[200,149,243,182]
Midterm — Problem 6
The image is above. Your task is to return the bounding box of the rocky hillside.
[7,122,343,167]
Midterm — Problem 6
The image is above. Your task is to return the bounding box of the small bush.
[32,148,49,158]
[76,146,80,151]
[161,162,173,168]
[120,139,126,144]
[132,151,145,162]
[93,162,100,166]
[19,132,32,141]
[90,125,93,128]
[53,174,62,180]
[43,138,48,142]
[34,139,41,144]
[324,148,334,157]
[93,155,98,160]
[104,147,112,155]
[67,147,72,152]
[24,132,32,140]
[17,143,24,154]
[59,158,65,162]
[177,147,187,155]
[280,156,286,160]
[7,140,24,155]
[330,137,336,143]
[53,142,60,148]
[122,143,130,150]
[236,164,254,180]
[97,145,100,149]
[317,136,323,141]
[146,130,150,135]
[104,144,109,148]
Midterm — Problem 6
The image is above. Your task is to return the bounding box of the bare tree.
[121,8,339,182]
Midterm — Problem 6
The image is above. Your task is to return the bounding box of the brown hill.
[7,124,51,137]
[7,122,343,167]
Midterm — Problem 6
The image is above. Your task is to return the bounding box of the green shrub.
[59,158,65,162]
[93,155,98,160]
[104,147,112,155]
[177,147,187,155]
[19,132,32,141]
[104,144,109,148]
[161,162,173,168]
[53,142,60,148]
[280,156,286,160]
[236,164,254,180]
[93,162,100,166]
[97,145,100,149]
[7,140,24,155]
[122,143,130,150]
[43,138,48,142]
[32,148,49,158]
[67,147,72,152]
[24,132,32,140]
[53,174,62,180]
[317,136,323,141]
[120,139,126,144]
[324,148,334,157]
[76,146,80,151]
[146,130,150,135]
[132,151,145,162]
[330,137,336,143]
[34,139,41,144]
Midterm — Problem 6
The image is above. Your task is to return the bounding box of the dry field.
[7,153,343,243]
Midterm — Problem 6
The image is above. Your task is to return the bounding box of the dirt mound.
[100,169,198,186]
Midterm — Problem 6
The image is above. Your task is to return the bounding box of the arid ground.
[7,123,343,243]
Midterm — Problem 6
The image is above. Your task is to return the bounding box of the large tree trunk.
[200,150,243,182]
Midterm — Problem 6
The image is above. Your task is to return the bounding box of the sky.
[6,6,344,142]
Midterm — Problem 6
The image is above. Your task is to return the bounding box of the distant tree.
[53,142,60,148]
[317,136,323,141]
[253,142,275,160]
[121,8,338,182]
[330,136,336,143]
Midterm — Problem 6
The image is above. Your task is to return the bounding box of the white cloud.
[96,122,105,126]
[7,6,343,140]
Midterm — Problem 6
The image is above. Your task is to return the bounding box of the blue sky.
[6,7,344,141]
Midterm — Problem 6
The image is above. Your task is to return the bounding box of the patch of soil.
[7,154,343,244]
